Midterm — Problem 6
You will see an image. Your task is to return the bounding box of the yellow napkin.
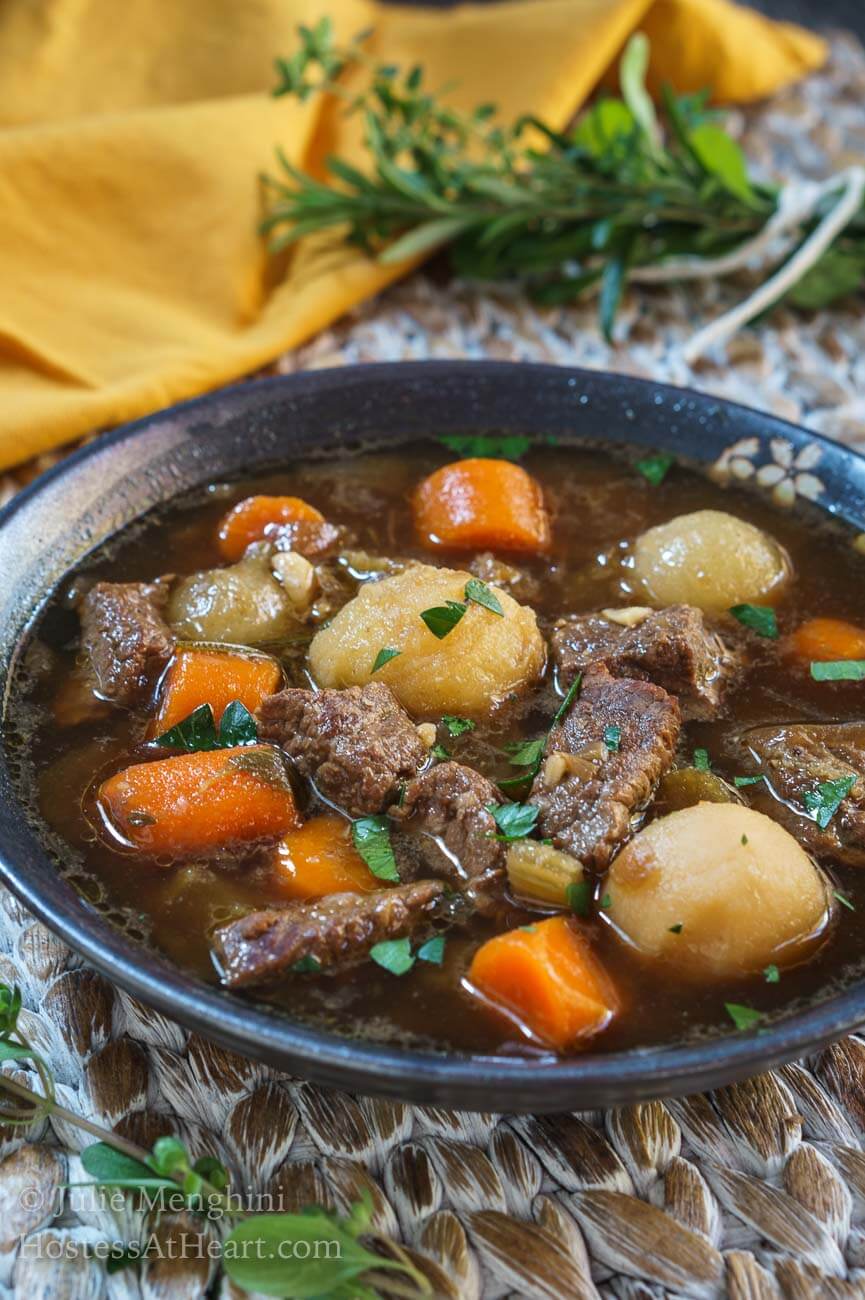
[0,0,825,470]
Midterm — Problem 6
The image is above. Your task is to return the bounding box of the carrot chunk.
[273,814,380,900]
[98,746,300,859]
[789,617,865,663]
[413,458,551,553]
[152,646,281,734]
[467,916,617,1050]
[217,495,326,561]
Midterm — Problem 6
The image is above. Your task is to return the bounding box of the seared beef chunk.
[80,581,174,707]
[214,880,445,987]
[273,518,341,560]
[468,551,539,602]
[257,683,427,817]
[531,664,680,868]
[390,761,506,916]
[551,604,736,719]
[744,722,865,866]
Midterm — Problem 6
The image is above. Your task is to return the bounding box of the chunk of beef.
[257,683,428,817]
[213,880,445,987]
[390,761,506,916]
[80,580,174,707]
[531,664,680,869]
[551,604,736,719]
[469,552,539,602]
[744,722,865,866]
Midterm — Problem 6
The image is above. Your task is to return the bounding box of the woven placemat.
[3,32,865,1299]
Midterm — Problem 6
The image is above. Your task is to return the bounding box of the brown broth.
[11,443,865,1059]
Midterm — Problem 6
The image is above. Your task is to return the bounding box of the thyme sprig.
[263,21,865,343]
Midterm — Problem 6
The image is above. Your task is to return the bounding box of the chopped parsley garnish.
[351,816,400,882]
[693,748,710,771]
[729,604,779,640]
[734,774,765,788]
[668,923,683,934]
[431,743,451,761]
[421,600,467,639]
[741,834,748,845]
[439,434,532,461]
[811,660,865,682]
[553,673,583,727]
[834,890,855,911]
[505,738,545,768]
[725,1002,763,1031]
[370,938,415,975]
[417,936,445,965]
[634,452,674,486]
[519,924,538,934]
[371,647,401,674]
[603,725,621,753]
[566,880,592,916]
[464,578,504,617]
[487,801,540,842]
[442,715,475,737]
[803,775,855,830]
[499,674,583,795]
[763,964,779,983]
[291,955,321,974]
[600,893,612,909]
[153,700,257,752]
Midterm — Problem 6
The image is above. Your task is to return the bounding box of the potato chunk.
[167,555,300,647]
[631,509,790,612]
[605,803,831,978]
[308,564,544,718]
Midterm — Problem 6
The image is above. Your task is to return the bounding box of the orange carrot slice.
[98,745,300,859]
[789,617,865,663]
[152,646,281,734]
[413,458,551,553]
[217,495,326,561]
[273,814,380,900]
[467,916,617,1050]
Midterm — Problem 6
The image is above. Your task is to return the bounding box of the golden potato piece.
[167,555,299,646]
[631,509,790,612]
[605,803,831,978]
[308,563,544,718]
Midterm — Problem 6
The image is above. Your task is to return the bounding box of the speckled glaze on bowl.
[1,362,864,1113]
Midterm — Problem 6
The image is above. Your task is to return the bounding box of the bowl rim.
[3,358,865,1112]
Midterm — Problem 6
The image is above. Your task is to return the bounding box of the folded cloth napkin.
[0,0,825,470]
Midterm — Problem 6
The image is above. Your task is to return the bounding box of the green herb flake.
[693,747,710,771]
[370,937,415,975]
[153,699,258,751]
[600,893,612,909]
[439,434,532,461]
[834,890,855,911]
[734,774,765,788]
[803,774,855,830]
[553,673,583,727]
[741,833,748,845]
[763,964,780,983]
[442,715,476,737]
[464,578,504,617]
[505,737,545,768]
[351,816,400,882]
[635,452,674,486]
[487,801,540,842]
[811,659,865,682]
[729,604,779,640]
[668,923,683,934]
[603,725,621,753]
[519,924,538,934]
[566,880,592,916]
[371,646,401,674]
[417,935,445,965]
[725,1002,763,1031]
[421,600,467,639]
[291,955,321,974]
[431,743,451,760]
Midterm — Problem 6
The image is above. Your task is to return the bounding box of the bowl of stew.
[3,360,865,1111]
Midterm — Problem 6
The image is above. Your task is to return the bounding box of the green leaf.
[438,434,533,461]
[218,701,258,747]
[573,99,637,157]
[351,816,400,882]
[421,601,467,639]
[487,801,540,841]
[371,647,401,674]
[150,1136,189,1177]
[803,774,855,830]
[734,774,765,788]
[834,890,855,911]
[431,743,450,760]
[505,738,545,768]
[553,674,583,727]
[811,660,865,682]
[567,880,592,916]
[464,578,504,617]
[688,123,754,203]
[764,964,780,983]
[729,604,778,640]
[788,247,865,310]
[725,1002,762,1031]
[80,1143,172,1189]
[292,955,322,974]
[693,748,710,772]
[620,33,661,150]
[380,215,474,264]
[153,700,258,751]
[635,452,674,486]
[417,935,446,965]
[599,246,629,344]
[442,715,475,737]
[370,938,415,975]
[0,985,21,1036]
[668,923,683,934]
[603,725,621,753]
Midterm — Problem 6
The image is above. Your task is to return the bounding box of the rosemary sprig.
[263,21,865,343]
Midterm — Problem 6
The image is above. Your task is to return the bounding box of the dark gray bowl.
[1,361,864,1112]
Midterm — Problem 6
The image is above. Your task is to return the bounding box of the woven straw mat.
[3,31,865,1300]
